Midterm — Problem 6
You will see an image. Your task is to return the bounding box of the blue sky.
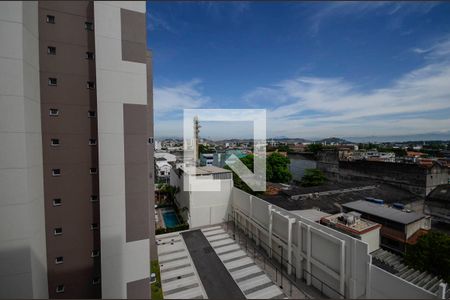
[147,1,450,140]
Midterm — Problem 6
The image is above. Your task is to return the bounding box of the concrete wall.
[170,169,233,228]
[426,165,449,195]
[370,265,435,299]
[0,2,48,298]
[94,1,150,298]
[232,187,439,299]
[360,228,380,253]
[317,151,448,197]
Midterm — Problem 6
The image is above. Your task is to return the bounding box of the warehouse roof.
[342,200,426,225]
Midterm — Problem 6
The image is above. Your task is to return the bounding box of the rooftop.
[427,184,450,203]
[260,182,422,214]
[180,165,232,176]
[342,200,426,225]
[321,212,381,235]
[290,209,331,222]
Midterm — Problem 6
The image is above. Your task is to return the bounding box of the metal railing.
[226,213,345,299]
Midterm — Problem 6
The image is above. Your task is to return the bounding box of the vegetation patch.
[300,168,326,187]
[150,260,163,300]
[405,230,450,284]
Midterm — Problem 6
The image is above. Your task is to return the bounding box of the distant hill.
[318,137,352,144]
[343,131,450,143]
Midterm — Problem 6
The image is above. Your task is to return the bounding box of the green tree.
[225,153,292,194]
[405,231,450,283]
[224,154,256,194]
[300,169,326,187]
[276,144,290,153]
[266,152,292,183]
[159,184,179,205]
[306,143,323,154]
[199,144,215,154]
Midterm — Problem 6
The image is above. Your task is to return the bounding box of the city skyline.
[148,2,450,140]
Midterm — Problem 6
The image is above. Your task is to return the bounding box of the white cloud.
[245,37,450,139]
[308,2,438,35]
[154,79,210,116]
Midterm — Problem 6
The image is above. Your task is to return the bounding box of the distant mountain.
[343,131,450,143]
[318,137,352,144]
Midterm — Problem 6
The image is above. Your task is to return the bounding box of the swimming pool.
[162,210,180,228]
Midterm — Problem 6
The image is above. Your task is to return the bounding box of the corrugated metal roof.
[342,200,425,224]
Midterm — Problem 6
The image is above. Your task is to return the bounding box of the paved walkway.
[156,225,290,299]
[202,226,287,299]
[156,233,207,299]
[182,229,246,299]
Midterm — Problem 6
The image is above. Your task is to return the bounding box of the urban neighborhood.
[0,1,450,300]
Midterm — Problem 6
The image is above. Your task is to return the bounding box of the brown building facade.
[0,1,154,299]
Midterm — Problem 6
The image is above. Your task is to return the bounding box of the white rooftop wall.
[231,187,439,299]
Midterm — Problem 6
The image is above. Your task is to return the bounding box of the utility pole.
[194,116,201,166]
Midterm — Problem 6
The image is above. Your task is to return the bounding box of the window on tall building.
[55,256,64,264]
[53,227,63,236]
[48,78,57,86]
[90,195,99,202]
[90,168,97,175]
[86,52,95,60]
[88,110,97,118]
[56,285,64,293]
[47,46,56,55]
[52,198,62,206]
[51,138,60,146]
[46,15,55,24]
[85,22,94,31]
[88,138,97,146]
[52,169,61,176]
[49,108,59,116]
[86,81,95,89]
[91,250,100,258]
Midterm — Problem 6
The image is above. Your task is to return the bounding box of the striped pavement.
[156,233,207,299]
[202,226,287,299]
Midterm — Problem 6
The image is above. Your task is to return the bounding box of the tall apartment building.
[0,1,155,298]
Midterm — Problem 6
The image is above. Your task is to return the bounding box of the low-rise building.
[320,212,381,252]
[155,159,172,179]
[425,184,450,224]
[170,165,233,228]
[342,200,431,254]
[200,153,214,166]
[154,152,177,163]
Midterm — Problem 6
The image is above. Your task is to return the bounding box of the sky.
[147,1,450,141]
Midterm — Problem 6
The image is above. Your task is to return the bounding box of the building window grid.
[86,52,95,60]
[48,78,57,86]
[47,46,56,55]
[91,250,100,258]
[51,138,60,146]
[85,22,94,31]
[52,198,62,206]
[55,256,64,264]
[46,15,55,24]
[92,277,101,285]
[49,108,59,116]
[53,227,63,236]
[86,81,95,89]
[56,285,64,293]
